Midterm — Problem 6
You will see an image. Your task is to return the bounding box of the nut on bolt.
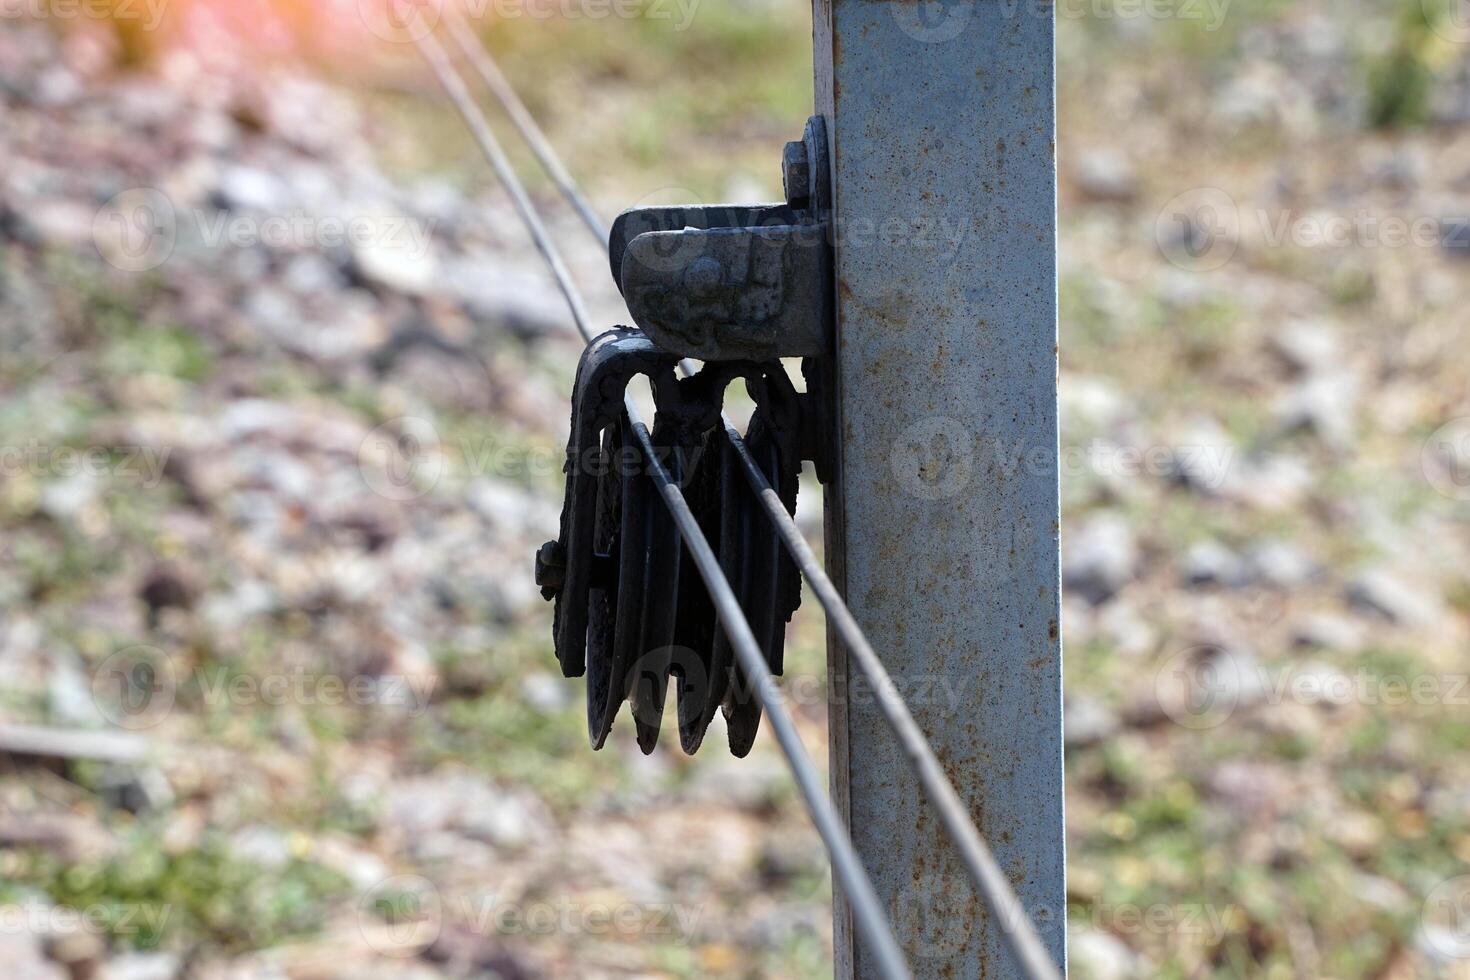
[683,256,724,293]
[782,141,811,209]
[536,540,566,599]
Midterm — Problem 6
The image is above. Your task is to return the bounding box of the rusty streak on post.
[813,1,1066,977]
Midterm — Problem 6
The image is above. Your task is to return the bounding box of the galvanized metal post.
[812,1,1066,977]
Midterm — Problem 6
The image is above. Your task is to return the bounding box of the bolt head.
[535,540,566,598]
[782,141,812,208]
[683,256,724,293]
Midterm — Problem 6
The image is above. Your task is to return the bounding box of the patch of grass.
[406,626,628,809]
[1365,0,1444,128]
[100,323,214,385]
[1060,269,1121,351]
[374,3,811,201]
[13,526,124,605]
[13,835,350,953]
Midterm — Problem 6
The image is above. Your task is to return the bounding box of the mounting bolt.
[782,140,811,209]
[683,256,724,293]
[536,540,566,598]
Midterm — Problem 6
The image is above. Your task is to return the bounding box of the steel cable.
[406,11,912,980]
[433,15,1064,979]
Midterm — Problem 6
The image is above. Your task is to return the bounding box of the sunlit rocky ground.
[1,2,1470,977]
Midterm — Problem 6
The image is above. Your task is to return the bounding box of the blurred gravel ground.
[0,15,833,979]
[0,2,1468,978]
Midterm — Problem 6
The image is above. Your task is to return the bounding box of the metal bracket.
[609,117,833,362]
[535,119,840,756]
[536,329,804,756]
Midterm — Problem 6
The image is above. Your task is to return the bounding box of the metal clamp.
[537,330,805,755]
[609,117,833,362]
[537,119,838,755]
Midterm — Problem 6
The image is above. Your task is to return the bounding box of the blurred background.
[1,0,1470,977]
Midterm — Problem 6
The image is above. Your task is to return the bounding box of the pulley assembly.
[536,118,835,756]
